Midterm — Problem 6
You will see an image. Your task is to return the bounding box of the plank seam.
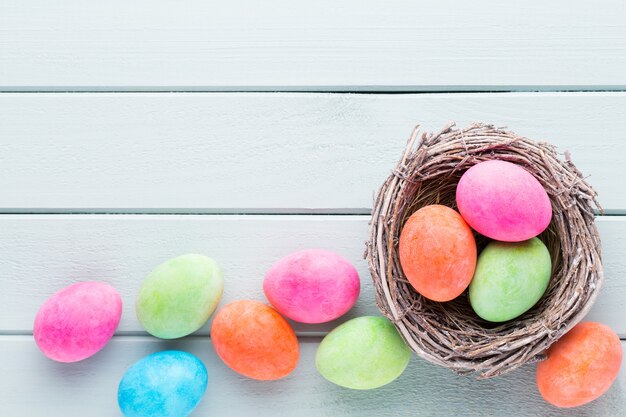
[2,332,625,340]
[2,87,626,94]
[1,210,625,216]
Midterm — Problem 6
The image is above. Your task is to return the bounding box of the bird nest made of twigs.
[365,122,603,379]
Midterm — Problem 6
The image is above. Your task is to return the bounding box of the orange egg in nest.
[536,322,622,408]
[399,204,477,302]
[211,300,299,381]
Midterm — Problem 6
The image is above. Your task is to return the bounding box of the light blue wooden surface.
[1,1,625,416]
[1,336,625,416]
[1,0,625,90]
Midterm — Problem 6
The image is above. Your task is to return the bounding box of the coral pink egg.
[34,282,122,362]
[456,160,552,242]
[211,300,299,380]
[263,249,360,324]
[536,322,622,408]
[399,205,477,302]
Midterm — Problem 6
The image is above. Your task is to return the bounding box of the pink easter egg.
[456,160,552,242]
[263,249,360,324]
[34,282,122,362]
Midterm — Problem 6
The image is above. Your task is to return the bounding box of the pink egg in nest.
[456,160,552,242]
[34,281,122,362]
[263,249,360,324]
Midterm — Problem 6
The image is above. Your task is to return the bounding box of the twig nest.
[365,123,603,379]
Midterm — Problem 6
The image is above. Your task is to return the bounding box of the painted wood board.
[1,215,623,337]
[1,92,625,212]
[1,335,624,416]
[1,1,625,90]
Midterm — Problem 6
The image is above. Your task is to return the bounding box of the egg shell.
[210,300,299,380]
[263,249,360,324]
[33,281,122,363]
[469,237,551,322]
[399,204,477,302]
[136,254,224,339]
[316,316,411,390]
[456,160,552,242]
[118,350,208,417]
[536,322,622,408]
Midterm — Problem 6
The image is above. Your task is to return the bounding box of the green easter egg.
[469,238,551,322]
[315,316,411,390]
[136,254,224,339]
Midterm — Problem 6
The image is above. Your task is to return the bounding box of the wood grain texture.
[1,215,623,337]
[1,1,625,90]
[2,92,626,212]
[1,335,624,416]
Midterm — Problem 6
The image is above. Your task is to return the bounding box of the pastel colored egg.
[537,322,622,408]
[136,254,224,339]
[469,238,551,322]
[211,300,299,380]
[33,281,122,363]
[263,249,360,324]
[399,204,477,302]
[316,316,411,390]
[118,350,208,417]
[456,160,552,242]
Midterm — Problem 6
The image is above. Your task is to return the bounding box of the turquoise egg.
[118,350,207,417]
[469,238,552,322]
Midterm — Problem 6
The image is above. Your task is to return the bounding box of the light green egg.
[315,316,411,390]
[136,254,224,339]
[469,238,551,322]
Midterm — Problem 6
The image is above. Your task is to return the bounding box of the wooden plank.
[0,215,623,336]
[0,335,624,416]
[1,92,626,212]
[1,1,625,90]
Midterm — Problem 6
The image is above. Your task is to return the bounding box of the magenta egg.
[456,160,552,242]
[263,249,360,324]
[34,282,122,362]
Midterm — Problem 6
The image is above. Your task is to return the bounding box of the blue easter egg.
[118,350,208,417]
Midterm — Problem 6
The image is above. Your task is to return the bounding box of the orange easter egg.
[211,300,299,380]
[399,204,477,302]
[536,322,622,408]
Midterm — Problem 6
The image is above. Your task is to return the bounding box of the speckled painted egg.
[469,238,551,322]
[316,316,411,390]
[118,350,208,417]
[456,160,552,242]
[33,281,122,363]
[536,322,622,408]
[136,254,224,339]
[399,205,477,302]
[211,300,299,380]
[263,249,360,324]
